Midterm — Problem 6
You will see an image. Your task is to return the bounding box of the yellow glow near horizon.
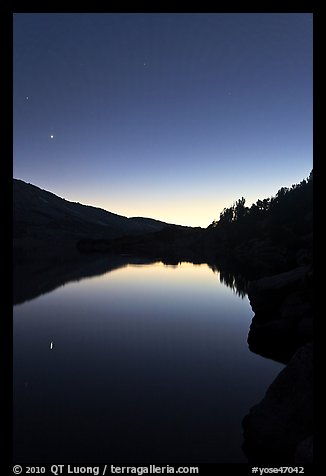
[71,196,226,228]
[35,165,312,229]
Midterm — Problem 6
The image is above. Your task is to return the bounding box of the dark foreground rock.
[242,343,313,464]
[295,434,313,464]
[247,266,313,363]
[243,264,313,464]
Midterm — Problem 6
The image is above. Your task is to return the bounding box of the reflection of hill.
[13,253,156,306]
[13,249,249,306]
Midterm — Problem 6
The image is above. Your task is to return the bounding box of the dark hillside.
[13,179,172,262]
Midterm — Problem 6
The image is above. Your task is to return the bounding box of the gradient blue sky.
[13,13,312,227]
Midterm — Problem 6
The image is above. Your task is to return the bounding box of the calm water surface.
[13,261,283,463]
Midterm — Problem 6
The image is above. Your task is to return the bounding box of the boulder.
[247,317,298,363]
[242,343,313,464]
[295,435,313,464]
[297,318,313,341]
[248,266,310,317]
[247,266,313,363]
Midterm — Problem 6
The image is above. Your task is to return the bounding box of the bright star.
[50,135,54,139]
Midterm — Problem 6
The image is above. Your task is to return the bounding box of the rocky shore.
[242,265,313,464]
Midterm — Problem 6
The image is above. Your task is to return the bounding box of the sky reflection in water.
[14,261,283,464]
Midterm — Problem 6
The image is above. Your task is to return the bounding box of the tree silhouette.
[210,170,312,230]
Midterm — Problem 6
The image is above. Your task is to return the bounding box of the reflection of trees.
[209,263,248,298]
[14,246,250,305]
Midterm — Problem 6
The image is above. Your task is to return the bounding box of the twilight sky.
[13,13,312,227]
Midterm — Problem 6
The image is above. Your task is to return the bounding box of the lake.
[13,259,283,464]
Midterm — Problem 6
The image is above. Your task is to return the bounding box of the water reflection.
[209,264,248,298]
[14,254,249,305]
[13,254,156,305]
[14,254,283,464]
